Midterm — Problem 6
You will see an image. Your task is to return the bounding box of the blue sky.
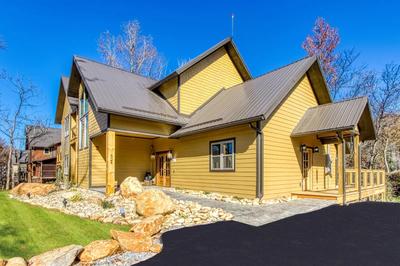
[0,0,399,127]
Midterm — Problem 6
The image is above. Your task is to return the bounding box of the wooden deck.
[293,169,387,203]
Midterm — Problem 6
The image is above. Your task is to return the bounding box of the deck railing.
[345,169,386,188]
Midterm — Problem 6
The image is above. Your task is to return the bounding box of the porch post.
[337,137,346,205]
[106,131,116,195]
[354,135,361,200]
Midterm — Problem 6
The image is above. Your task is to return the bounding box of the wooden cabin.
[55,38,386,204]
[26,126,61,183]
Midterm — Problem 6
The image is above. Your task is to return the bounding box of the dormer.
[150,38,252,115]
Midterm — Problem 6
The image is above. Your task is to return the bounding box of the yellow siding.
[154,124,257,198]
[179,47,243,115]
[60,98,70,170]
[91,134,106,186]
[88,99,108,137]
[115,136,152,184]
[110,115,177,136]
[77,82,89,187]
[158,78,178,110]
[263,75,319,199]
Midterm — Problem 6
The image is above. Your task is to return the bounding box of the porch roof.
[291,96,376,141]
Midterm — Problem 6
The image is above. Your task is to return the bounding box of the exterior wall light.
[63,198,68,208]
[313,147,319,153]
[167,150,173,160]
[300,144,307,152]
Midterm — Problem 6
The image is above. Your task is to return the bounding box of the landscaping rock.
[0,259,6,266]
[120,177,143,199]
[130,215,164,236]
[149,243,163,253]
[11,183,56,196]
[135,190,175,217]
[79,240,120,263]
[110,230,152,252]
[28,244,82,266]
[5,257,26,266]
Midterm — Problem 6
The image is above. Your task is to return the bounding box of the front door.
[302,149,312,191]
[156,152,171,187]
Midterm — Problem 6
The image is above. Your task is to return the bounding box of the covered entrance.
[155,151,171,187]
[291,97,386,204]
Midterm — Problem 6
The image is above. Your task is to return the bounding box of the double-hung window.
[79,90,89,149]
[210,139,235,171]
[64,115,70,138]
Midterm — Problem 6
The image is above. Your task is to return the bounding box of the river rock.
[11,183,56,196]
[0,259,6,266]
[130,215,164,236]
[79,240,120,263]
[120,177,143,199]
[110,230,152,252]
[28,244,82,266]
[135,190,175,217]
[149,243,163,253]
[5,257,26,266]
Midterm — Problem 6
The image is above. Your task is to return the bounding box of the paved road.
[140,202,400,266]
[155,187,334,226]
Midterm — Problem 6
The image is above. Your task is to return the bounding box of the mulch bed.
[140,202,400,266]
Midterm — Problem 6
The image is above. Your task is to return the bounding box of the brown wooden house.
[26,126,61,183]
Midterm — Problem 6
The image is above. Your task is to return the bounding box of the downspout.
[250,121,264,199]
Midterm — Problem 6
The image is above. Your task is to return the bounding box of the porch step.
[292,192,338,201]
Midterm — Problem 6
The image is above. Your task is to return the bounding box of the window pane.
[85,116,89,148]
[212,144,220,156]
[212,156,220,169]
[223,155,233,169]
[223,142,233,155]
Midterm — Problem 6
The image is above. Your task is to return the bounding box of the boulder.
[120,177,143,199]
[130,215,164,236]
[149,243,163,253]
[79,240,120,263]
[135,190,175,217]
[110,230,152,252]
[0,259,6,266]
[10,183,56,196]
[28,244,82,266]
[5,257,26,266]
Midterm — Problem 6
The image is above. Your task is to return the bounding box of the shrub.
[101,200,115,209]
[70,193,83,202]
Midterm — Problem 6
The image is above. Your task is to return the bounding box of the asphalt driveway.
[141,202,400,266]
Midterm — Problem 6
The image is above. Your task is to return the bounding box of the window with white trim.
[79,90,89,149]
[210,139,235,171]
[64,154,69,176]
[64,115,70,138]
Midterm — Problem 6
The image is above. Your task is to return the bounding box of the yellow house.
[55,38,386,204]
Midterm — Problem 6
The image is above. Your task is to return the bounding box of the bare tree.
[0,71,47,189]
[302,17,340,89]
[98,20,166,79]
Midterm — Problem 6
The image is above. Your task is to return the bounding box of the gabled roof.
[26,127,61,149]
[55,76,78,124]
[292,96,376,141]
[69,56,187,125]
[171,56,331,137]
[148,37,252,91]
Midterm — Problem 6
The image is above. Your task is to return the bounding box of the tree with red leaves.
[302,17,340,90]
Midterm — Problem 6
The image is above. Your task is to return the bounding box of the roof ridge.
[73,55,158,82]
[252,55,315,80]
[307,95,368,110]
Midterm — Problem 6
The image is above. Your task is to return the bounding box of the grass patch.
[0,192,129,260]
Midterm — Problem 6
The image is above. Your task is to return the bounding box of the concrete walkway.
[155,188,335,226]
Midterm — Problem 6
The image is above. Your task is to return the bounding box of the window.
[302,150,310,178]
[64,155,69,176]
[79,90,89,149]
[64,115,70,138]
[44,148,50,155]
[210,139,235,171]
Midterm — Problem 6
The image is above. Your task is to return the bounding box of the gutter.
[250,121,264,199]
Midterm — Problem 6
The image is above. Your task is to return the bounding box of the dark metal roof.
[171,56,331,137]
[148,37,252,91]
[27,127,61,148]
[73,56,187,125]
[55,76,78,124]
[292,96,376,141]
